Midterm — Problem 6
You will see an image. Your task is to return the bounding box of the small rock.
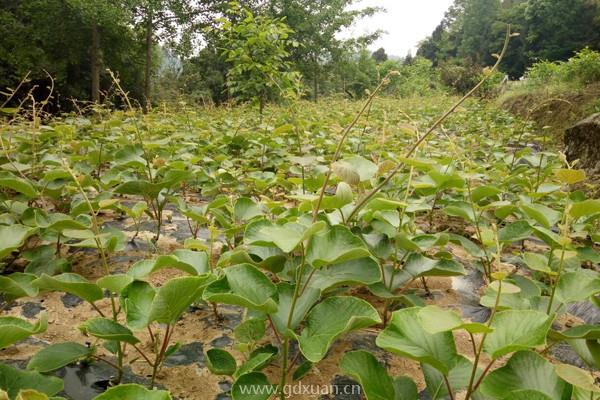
[210,336,232,348]
[61,293,84,308]
[21,302,45,318]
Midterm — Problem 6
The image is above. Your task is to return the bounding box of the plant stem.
[346,26,513,223]
[151,325,173,386]
[278,249,308,399]
[546,246,566,314]
[465,280,502,400]
[311,72,394,222]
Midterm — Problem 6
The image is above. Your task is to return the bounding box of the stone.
[564,113,600,176]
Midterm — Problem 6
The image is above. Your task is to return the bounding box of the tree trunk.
[91,23,101,103]
[313,65,319,103]
[143,14,153,113]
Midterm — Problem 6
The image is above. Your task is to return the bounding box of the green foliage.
[418,0,600,78]
[217,2,301,112]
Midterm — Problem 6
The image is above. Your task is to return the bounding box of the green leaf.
[244,220,326,253]
[554,169,586,184]
[498,220,533,243]
[234,319,265,344]
[341,156,378,182]
[298,296,380,363]
[0,363,63,399]
[128,250,209,278]
[27,342,92,372]
[234,197,263,221]
[306,225,371,268]
[0,313,47,349]
[307,257,381,292]
[521,203,561,228]
[149,276,211,325]
[206,349,237,376]
[120,281,156,330]
[422,355,475,400]
[472,185,502,203]
[204,264,277,314]
[479,351,570,400]
[549,325,600,340]
[0,172,37,198]
[93,384,172,400]
[231,372,274,400]
[444,202,475,223]
[556,270,600,304]
[332,160,361,185]
[235,345,278,379]
[555,363,600,393]
[96,274,134,293]
[417,305,493,334]
[32,273,103,304]
[79,318,140,344]
[376,307,457,374]
[483,310,553,359]
[0,225,37,260]
[340,351,396,400]
[570,200,600,219]
[0,273,38,302]
[523,252,553,274]
[271,283,320,333]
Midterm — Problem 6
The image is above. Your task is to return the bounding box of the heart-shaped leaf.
[483,310,553,359]
[0,273,38,302]
[0,363,63,399]
[0,172,37,198]
[570,200,600,219]
[203,264,278,314]
[340,350,396,400]
[520,203,561,228]
[271,282,320,333]
[93,384,172,400]
[555,270,600,304]
[96,274,134,294]
[149,275,211,325]
[27,342,92,372]
[231,372,274,400]
[0,313,47,349]
[417,305,493,334]
[0,225,37,260]
[244,220,326,253]
[206,349,237,376]
[234,197,263,221]
[306,257,381,292]
[479,351,570,400]
[298,296,380,363]
[376,307,457,374]
[33,273,103,304]
[555,363,600,393]
[79,318,140,344]
[306,225,371,268]
[128,250,209,278]
[120,281,156,330]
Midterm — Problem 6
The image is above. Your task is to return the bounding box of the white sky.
[345,0,455,57]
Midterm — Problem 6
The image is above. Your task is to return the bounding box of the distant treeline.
[2,0,599,111]
[417,0,600,79]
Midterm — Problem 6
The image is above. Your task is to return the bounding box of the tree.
[267,0,381,101]
[217,2,300,113]
[130,0,225,111]
[371,47,388,63]
[0,0,144,108]
[66,0,129,103]
[458,0,502,65]
[523,0,600,63]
